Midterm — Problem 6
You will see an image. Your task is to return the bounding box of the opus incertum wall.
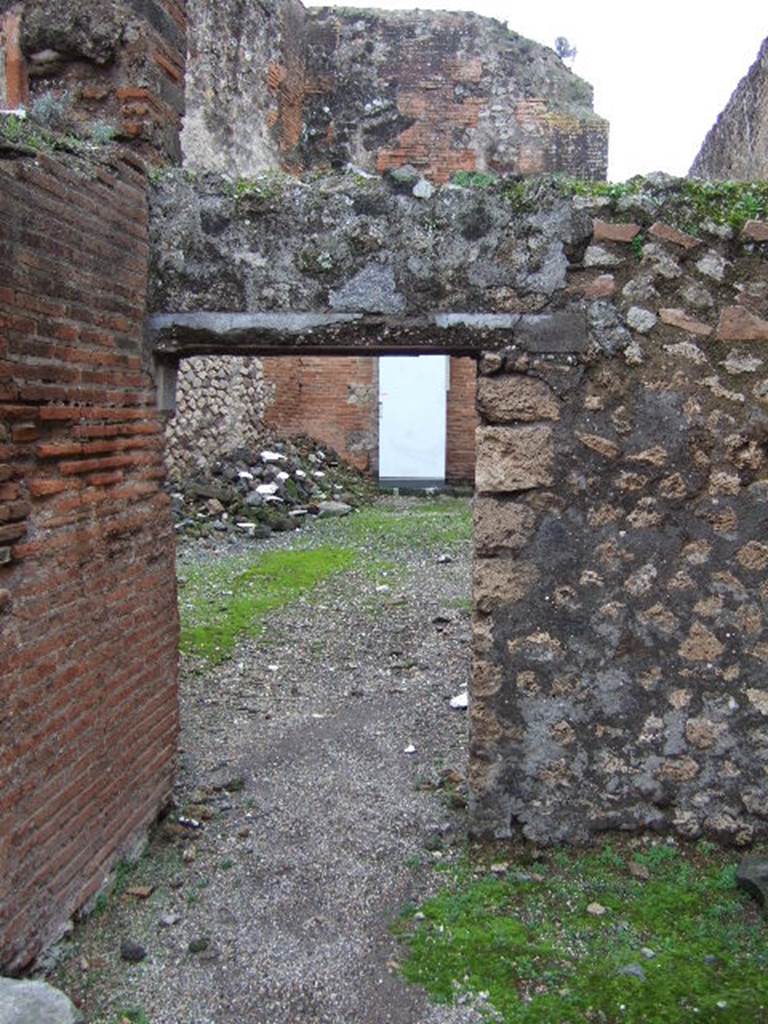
[150,169,768,847]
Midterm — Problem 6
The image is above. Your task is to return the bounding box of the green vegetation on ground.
[395,841,768,1023]
[178,497,471,662]
[180,546,356,662]
[342,499,472,552]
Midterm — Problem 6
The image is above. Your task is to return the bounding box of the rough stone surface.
[165,357,268,479]
[691,36,768,180]
[181,1,608,182]
[0,977,80,1023]
[736,855,768,910]
[147,172,768,850]
[476,376,560,423]
[475,426,554,493]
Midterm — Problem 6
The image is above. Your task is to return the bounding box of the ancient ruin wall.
[164,355,267,479]
[690,36,768,181]
[182,1,608,183]
[4,0,187,163]
[446,357,477,484]
[0,147,179,972]
[0,0,185,972]
[302,8,607,182]
[181,0,305,176]
[149,170,768,846]
[261,354,378,473]
[177,1,605,478]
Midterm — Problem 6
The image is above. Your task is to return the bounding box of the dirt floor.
[48,498,485,1024]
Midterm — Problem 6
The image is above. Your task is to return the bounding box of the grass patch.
[111,1011,150,1024]
[343,499,472,553]
[180,546,356,662]
[395,842,768,1023]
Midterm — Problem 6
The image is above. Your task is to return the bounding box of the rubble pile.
[168,436,376,539]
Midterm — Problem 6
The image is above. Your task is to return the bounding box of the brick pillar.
[0,6,28,110]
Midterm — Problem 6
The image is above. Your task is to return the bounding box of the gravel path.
[51,499,484,1024]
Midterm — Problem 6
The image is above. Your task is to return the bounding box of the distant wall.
[182,1,608,183]
[302,8,607,182]
[690,37,768,181]
[262,355,379,473]
[164,356,267,479]
[259,354,478,483]
[181,0,305,175]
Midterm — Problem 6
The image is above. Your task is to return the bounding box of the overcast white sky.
[311,0,766,181]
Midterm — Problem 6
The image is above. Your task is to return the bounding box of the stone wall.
[690,37,768,181]
[181,0,304,176]
[149,169,768,846]
[302,8,607,182]
[176,0,606,475]
[164,356,266,479]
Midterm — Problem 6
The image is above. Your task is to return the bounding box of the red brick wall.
[446,357,477,484]
[262,355,378,473]
[0,7,28,110]
[0,149,178,972]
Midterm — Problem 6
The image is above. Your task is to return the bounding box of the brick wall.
[446,357,477,485]
[8,0,187,163]
[0,147,178,972]
[302,8,608,182]
[0,6,28,110]
[262,356,378,473]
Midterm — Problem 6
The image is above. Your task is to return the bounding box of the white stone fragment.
[696,251,728,282]
[261,450,286,462]
[412,178,434,199]
[449,691,469,710]
[626,306,657,333]
[256,482,279,495]
[723,353,763,375]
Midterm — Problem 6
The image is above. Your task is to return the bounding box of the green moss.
[451,170,499,190]
[180,546,357,662]
[0,111,111,158]
[560,175,768,232]
[232,171,289,208]
[111,1011,150,1024]
[395,841,768,1023]
[342,499,472,552]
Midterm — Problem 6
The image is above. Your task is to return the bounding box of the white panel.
[378,356,447,481]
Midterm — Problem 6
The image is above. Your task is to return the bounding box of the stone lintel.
[148,309,588,359]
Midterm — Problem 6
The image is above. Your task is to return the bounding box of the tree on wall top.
[554,36,577,64]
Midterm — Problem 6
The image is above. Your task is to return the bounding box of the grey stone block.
[0,978,81,1024]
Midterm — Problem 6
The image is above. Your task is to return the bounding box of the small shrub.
[30,90,72,132]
